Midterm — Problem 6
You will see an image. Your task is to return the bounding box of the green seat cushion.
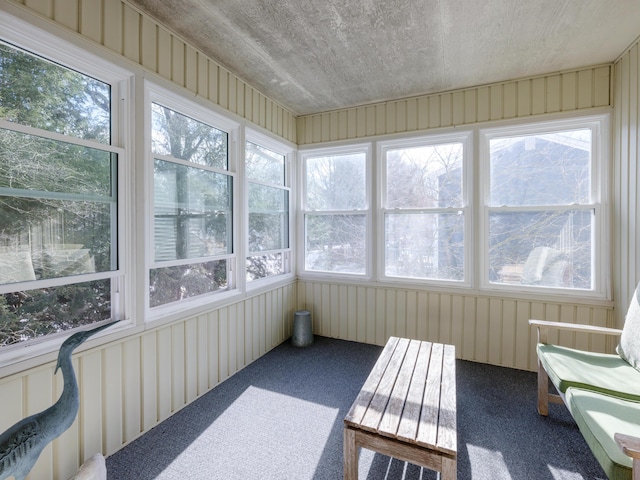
[537,343,640,400]
[618,282,640,371]
[566,388,639,480]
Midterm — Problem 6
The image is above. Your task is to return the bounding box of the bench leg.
[344,427,358,480]
[537,358,549,416]
[441,456,457,480]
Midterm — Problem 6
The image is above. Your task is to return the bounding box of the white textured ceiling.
[126,0,640,116]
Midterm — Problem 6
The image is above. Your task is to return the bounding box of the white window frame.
[0,10,133,366]
[145,82,241,320]
[479,114,610,299]
[244,129,295,290]
[298,143,372,280]
[377,131,473,288]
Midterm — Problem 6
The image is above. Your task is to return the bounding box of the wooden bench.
[343,336,457,479]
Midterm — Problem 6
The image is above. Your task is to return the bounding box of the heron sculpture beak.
[54,320,120,374]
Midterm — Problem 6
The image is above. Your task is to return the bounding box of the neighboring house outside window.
[0,36,130,348]
[480,115,609,296]
[300,145,370,277]
[245,134,291,283]
[147,86,238,312]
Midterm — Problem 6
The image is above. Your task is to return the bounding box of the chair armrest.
[529,319,622,343]
[615,433,640,460]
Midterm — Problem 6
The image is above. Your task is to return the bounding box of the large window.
[379,134,470,284]
[245,136,291,283]
[0,37,128,347]
[301,146,369,276]
[481,116,608,295]
[148,90,237,310]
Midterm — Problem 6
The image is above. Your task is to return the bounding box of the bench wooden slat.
[437,344,457,455]
[416,342,444,448]
[378,339,421,437]
[344,336,399,427]
[397,341,432,442]
[344,337,457,480]
[361,337,411,432]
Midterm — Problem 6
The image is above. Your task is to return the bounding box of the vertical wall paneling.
[614,40,640,326]
[104,344,124,455]
[156,327,172,420]
[184,318,198,403]
[103,0,122,55]
[122,3,139,64]
[185,44,198,93]
[297,280,614,371]
[24,0,51,18]
[122,338,141,442]
[562,71,577,111]
[207,309,220,389]
[54,0,78,31]
[196,314,209,395]
[297,66,612,145]
[80,0,103,44]
[514,301,532,371]
[218,307,229,381]
[171,36,185,87]
[156,26,172,80]
[140,15,157,72]
[141,331,157,431]
[80,351,103,463]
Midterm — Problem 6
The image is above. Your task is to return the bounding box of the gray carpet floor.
[106,336,606,479]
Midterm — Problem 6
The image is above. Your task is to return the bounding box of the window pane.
[248,183,288,252]
[246,253,283,281]
[306,153,366,210]
[0,198,113,284]
[489,129,591,207]
[246,142,284,185]
[489,210,592,289]
[149,260,227,308]
[386,143,463,208]
[154,159,231,261]
[151,103,227,169]
[0,129,113,196]
[385,213,464,281]
[0,279,112,347]
[0,41,110,143]
[305,214,366,274]
[0,130,116,285]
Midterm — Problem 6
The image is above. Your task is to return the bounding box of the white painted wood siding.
[0,283,297,479]
[613,40,640,326]
[297,66,611,145]
[11,0,297,143]
[296,280,613,372]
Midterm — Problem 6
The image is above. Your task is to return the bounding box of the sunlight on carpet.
[157,385,339,479]
[467,444,511,478]
[548,465,591,480]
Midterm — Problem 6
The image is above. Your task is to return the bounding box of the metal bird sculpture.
[0,320,118,480]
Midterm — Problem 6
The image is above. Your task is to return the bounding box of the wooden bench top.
[344,336,457,456]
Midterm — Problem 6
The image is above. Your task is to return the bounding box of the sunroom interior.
[2,0,640,478]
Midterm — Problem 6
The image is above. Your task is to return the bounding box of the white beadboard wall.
[0,282,297,479]
[297,66,611,145]
[296,281,614,373]
[10,0,296,143]
[613,40,640,324]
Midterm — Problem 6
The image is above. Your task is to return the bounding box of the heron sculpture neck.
[0,320,118,480]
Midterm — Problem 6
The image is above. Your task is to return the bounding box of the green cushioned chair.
[566,388,640,480]
[536,343,640,401]
[529,282,640,479]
